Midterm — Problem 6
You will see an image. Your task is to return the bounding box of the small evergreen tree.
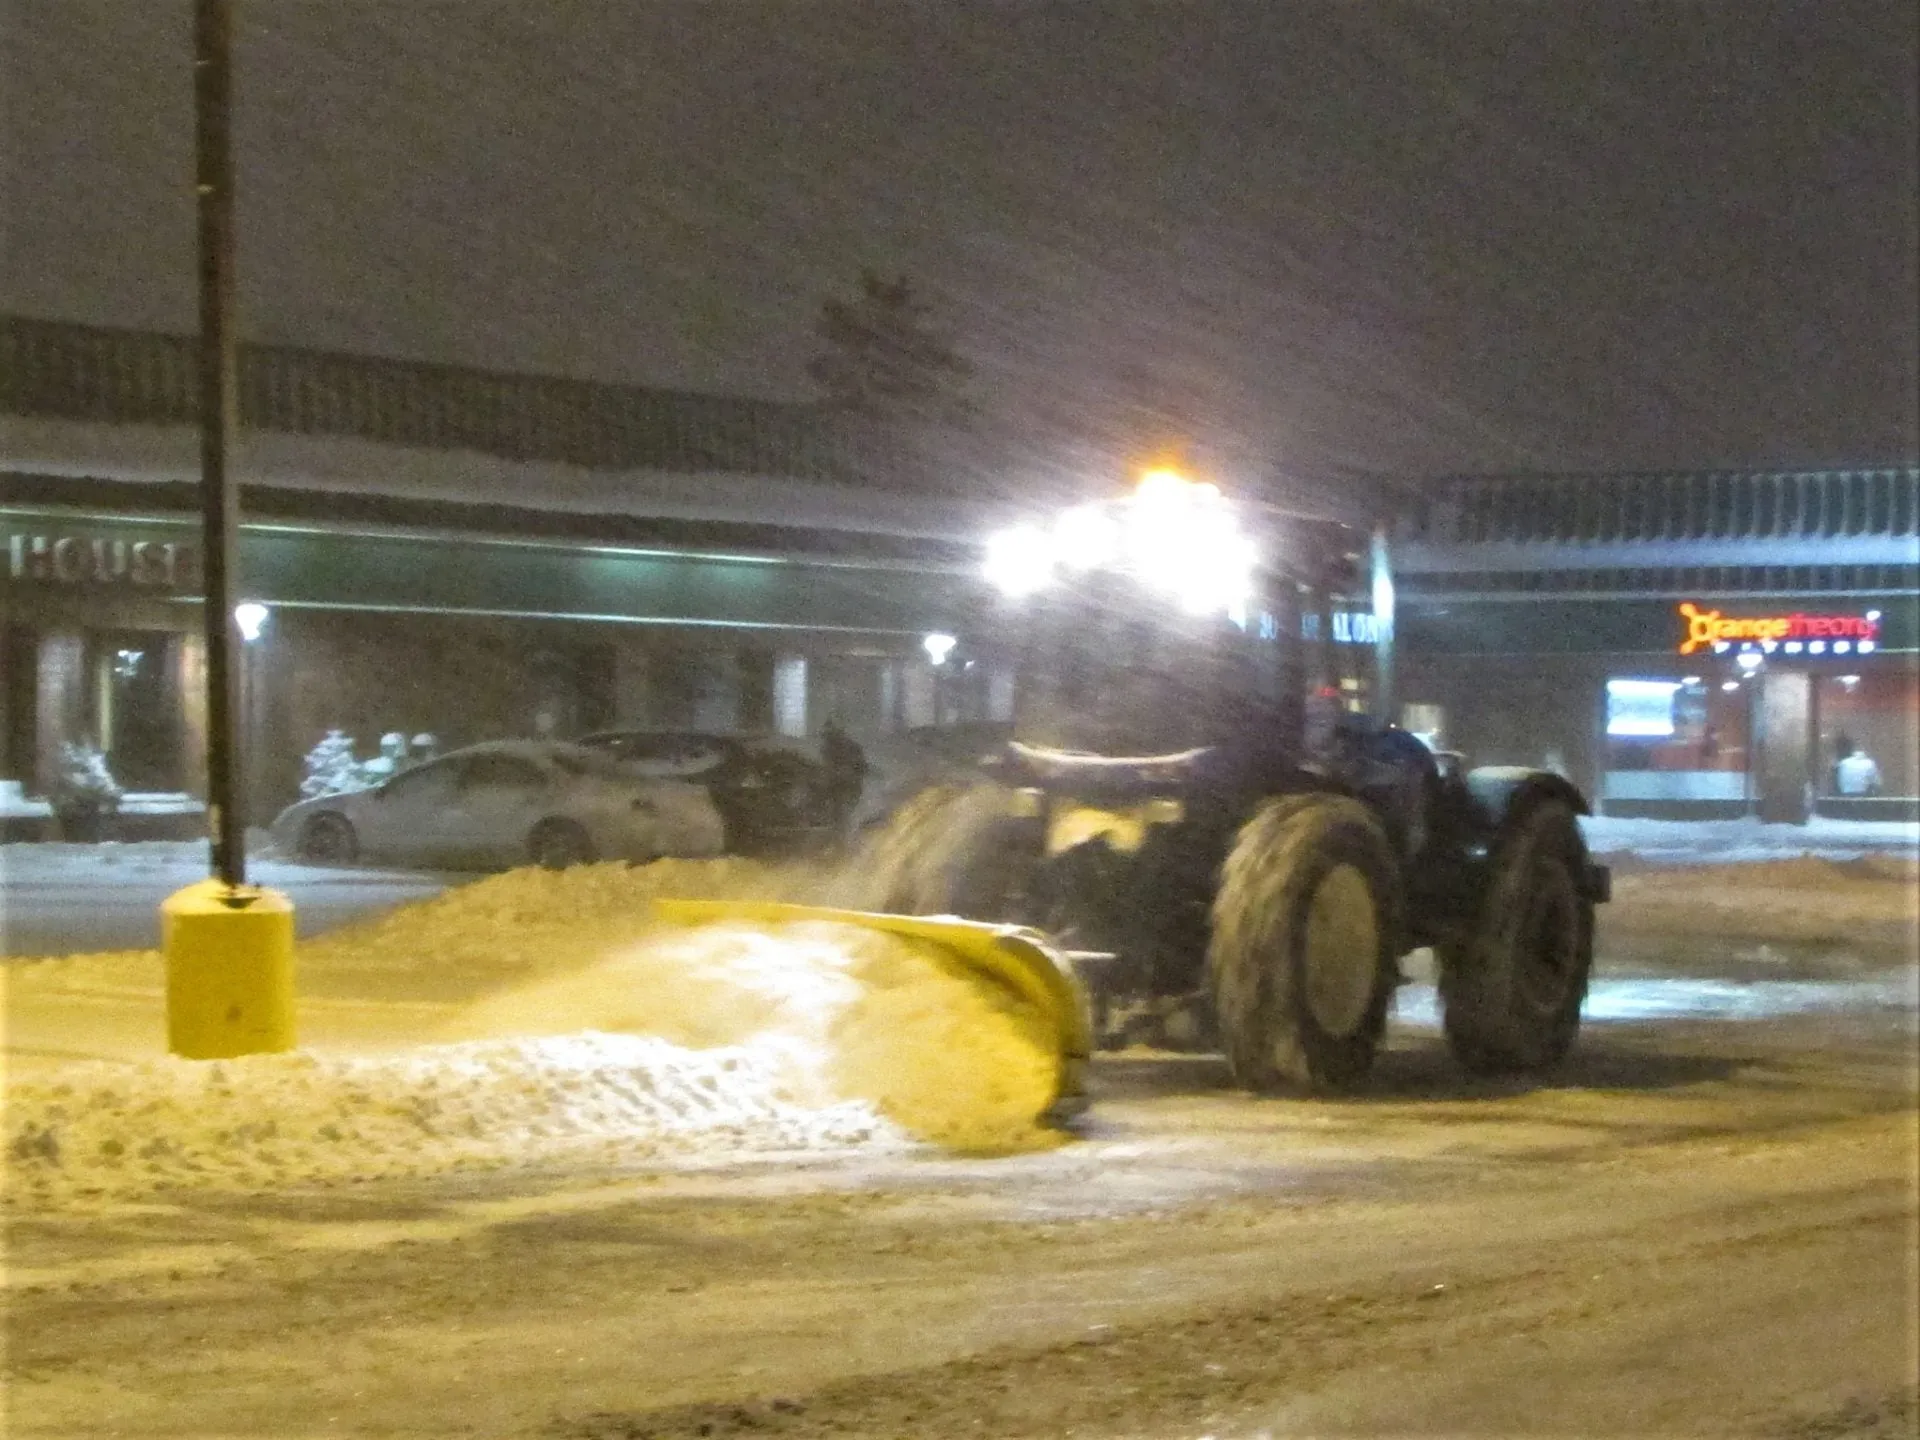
[51,742,122,816]
[807,270,974,424]
[300,730,366,799]
[808,271,980,488]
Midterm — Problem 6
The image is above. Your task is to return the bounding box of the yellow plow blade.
[651,899,1094,1121]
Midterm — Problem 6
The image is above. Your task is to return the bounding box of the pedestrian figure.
[1833,734,1882,796]
[820,718,868,833]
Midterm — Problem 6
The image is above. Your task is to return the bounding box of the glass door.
[1818,668,1917,808]
[87,630,183,794]
[3,625,38,794]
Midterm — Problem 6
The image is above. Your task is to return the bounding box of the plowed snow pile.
[4,858,1063,1208]
[449,920,1062,1153]
[296,857,810,994]
[1608,855,1920,949]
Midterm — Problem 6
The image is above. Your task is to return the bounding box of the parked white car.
[269,740,725,869]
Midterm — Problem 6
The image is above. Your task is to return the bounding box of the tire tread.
[1209,793,1399,1093]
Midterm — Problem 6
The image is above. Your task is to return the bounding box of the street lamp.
[235,602,269,643]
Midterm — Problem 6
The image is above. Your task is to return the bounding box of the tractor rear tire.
[1208,794,1400,1093]
[1439,800,1593,1075]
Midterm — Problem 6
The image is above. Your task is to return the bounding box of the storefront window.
[1400,702,1446,751]
[1602,675,1751,806]
[1818,670,1917,802]
[773,656,808,737]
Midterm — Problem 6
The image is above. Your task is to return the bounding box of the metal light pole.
[196,0,245,886]
[163,0,297,1061]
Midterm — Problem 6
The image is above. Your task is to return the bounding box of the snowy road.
[4,853,1917,1439]
[0,843,449,957]
[7,971,1915,1439]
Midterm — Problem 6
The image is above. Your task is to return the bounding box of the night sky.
[3,1,1916,489]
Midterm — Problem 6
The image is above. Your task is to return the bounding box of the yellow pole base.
[162,879,297,1059]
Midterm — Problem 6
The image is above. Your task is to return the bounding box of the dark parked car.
[574,730,837,856]
[851,722,1014,830]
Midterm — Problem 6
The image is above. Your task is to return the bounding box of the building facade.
[8,318,1914,831]
[1,316,1007,829]
[1394,468,1920,822]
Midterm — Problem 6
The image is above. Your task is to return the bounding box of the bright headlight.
[1124,480,1254,615]
[983,471,1257,617]
[1053,504,1119,570]
[983,524,1056,598]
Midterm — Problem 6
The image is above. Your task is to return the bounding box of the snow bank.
[2,1032,900,1208]
[1583,815,1919,865]
[295,856,803,986]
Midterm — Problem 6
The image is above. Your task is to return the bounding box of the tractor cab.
[980,468,1398,816]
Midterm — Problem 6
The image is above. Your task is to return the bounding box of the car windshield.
[582,733,736,772]
[549,747,626,780]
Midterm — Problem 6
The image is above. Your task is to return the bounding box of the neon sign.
[1678,602,1881,657]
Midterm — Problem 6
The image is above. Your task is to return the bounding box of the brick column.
[175,629,209,798]
[1754,669,1813,825]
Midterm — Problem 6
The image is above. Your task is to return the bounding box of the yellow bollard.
[162,879,297,1059]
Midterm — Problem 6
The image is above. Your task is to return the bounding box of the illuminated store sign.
[1677,602,1881,657]
[6,531,193,589]
[1300,610,1384,645]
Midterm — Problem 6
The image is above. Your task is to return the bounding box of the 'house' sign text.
[6,532,193,589]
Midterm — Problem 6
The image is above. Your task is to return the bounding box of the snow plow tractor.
[673,468,1610,1100]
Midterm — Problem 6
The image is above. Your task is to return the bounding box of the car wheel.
[528,818,596,871]
[298,812,359,864]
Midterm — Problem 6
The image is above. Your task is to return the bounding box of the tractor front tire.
[1209,794,1400,1093]
[1439,801,1593,1075]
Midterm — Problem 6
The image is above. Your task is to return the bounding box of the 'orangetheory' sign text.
[1678,602,1881,656]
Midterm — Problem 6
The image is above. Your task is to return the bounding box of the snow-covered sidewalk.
[0,791,204,820]
[8,814,1915,878]
[0,837,435,887]
[1582,814,1918,865]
